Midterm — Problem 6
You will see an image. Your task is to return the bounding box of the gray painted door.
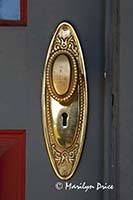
[0,0,105,199]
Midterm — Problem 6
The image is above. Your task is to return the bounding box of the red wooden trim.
[0,130,26,134]
[0,130,26,200]
[20,0,27,25]
[0,0,27,26]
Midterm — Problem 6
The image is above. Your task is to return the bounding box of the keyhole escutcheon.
[62,112,68,127]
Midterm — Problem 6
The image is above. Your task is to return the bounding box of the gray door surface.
[0,0,106,199]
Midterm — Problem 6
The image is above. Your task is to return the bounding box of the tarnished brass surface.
[42,22,88,180]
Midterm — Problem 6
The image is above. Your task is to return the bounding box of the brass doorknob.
[42,22,88,180]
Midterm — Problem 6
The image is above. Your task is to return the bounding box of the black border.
[103,0,120,199]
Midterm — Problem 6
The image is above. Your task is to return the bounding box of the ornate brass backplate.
[42,22,88,180]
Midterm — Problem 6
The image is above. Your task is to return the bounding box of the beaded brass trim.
[46,70,84,153]
[45,70,84,178]
[46,49,78,103]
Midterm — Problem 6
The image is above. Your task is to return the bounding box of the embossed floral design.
[52,35,79,57]
[52,143,79,165]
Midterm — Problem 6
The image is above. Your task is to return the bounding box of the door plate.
[42,22,88,180]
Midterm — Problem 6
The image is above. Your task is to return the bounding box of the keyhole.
[62,112,68,127]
